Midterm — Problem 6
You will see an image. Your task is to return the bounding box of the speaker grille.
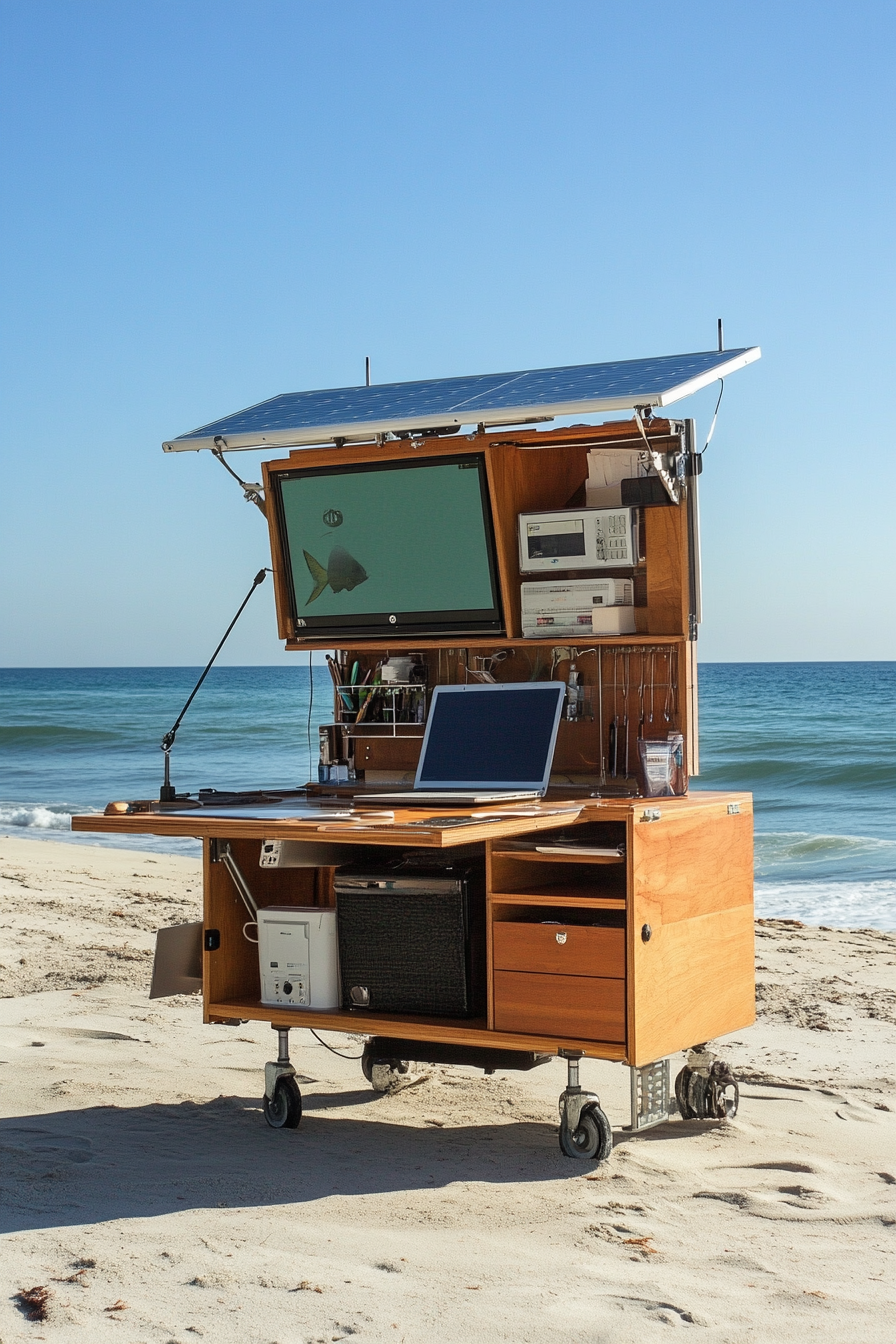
[336,890,470,1016]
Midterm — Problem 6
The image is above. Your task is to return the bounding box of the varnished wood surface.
[283,633,686,652]
[72,791,750,842]
[206,996,628,1060]
[627,800,755,1066]
[489,893,626,909]
[72,805,587,846]
[493,971,626,1042]
[489,850,624,865]
[492,922,626,978]
[628,905,756,1067]
[632,802,754,927]
[74,791,754,1065]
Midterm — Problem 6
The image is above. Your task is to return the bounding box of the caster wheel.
[263,1076,302,1129]
[675,1066,697,1119]
[705,1061,739,1119]
[361,1043,409,1093]
[559,1103,613,1161]
[675,1062,739,1121]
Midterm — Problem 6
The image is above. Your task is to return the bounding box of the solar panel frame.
[162,346,760,453]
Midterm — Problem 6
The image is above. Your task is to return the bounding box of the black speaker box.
[335,862,485,1017]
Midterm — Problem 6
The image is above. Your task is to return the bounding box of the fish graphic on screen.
[303,547,369,604]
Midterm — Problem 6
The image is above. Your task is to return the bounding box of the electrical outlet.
[551,646,573,664]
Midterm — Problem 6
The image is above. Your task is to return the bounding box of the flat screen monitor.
[271,454,503,639]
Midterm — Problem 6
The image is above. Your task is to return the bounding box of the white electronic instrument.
[257,906,339,1009]
[518,506,641,573]
[521,578,635,638]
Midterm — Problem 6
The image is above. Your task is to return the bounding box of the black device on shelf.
[334,858,486,1017]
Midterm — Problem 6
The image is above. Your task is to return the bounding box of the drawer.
[492,922,625,978]
[493,970,625,1042]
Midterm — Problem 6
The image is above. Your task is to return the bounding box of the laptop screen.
[415,682,566,791]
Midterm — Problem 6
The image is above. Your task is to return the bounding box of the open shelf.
[489,891,626,908]
[286,633,685,653]
[491,849,624,864]
[206,997,628,1058]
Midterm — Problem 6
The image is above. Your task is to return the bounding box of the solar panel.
[162,346,760,452]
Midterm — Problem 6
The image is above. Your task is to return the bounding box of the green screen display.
[277,456,500,629]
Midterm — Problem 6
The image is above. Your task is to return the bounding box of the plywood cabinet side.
[632,802,754,928]
[627,906,756,1066]
[644,504,689,636]
[627,802,755,1065]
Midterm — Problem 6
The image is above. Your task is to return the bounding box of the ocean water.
[1,663,894,929]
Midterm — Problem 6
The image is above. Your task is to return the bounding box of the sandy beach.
[1,833,894,1342]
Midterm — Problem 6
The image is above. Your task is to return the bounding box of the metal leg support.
[264,1025,297,1102]
[628,1058,673,1131]
[558,1051,601,1133]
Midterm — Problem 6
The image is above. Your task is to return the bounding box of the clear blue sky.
[1,1,893,665]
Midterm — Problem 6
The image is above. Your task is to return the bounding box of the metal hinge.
[640,807,662,823]
[727,802,741,815]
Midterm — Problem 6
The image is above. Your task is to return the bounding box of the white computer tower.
[257,906,340,1010]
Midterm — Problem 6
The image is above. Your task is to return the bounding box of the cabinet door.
[628,800,755,1065]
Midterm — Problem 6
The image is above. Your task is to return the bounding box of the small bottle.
[566,664,580,721]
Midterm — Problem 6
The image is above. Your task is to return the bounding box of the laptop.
[365,681,566,805]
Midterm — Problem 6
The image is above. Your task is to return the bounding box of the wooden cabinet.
[72,415,756,1072]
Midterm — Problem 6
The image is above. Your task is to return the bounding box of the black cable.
[307,649,314,781]
[700,380,725,456]
[160,568,269,756]
[309,1028,364,1060]
[212,442,267,515]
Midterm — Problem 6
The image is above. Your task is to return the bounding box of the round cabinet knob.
[641,924,652,943]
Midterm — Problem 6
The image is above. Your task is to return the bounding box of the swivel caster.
[559,1103,612,1160]
[263,1075,302,1129]
[361,1041,409,1093]
[675,1047,739,1121]
[557,1052,613,1163]
[263,1027,302,1130]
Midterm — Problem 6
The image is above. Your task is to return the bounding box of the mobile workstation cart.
[73,346,760,1161]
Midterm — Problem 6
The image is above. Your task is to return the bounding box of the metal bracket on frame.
[633,408,682,505]
[626,1058,676,1132]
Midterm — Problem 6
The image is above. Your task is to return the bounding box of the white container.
[380,657,414,682]
[591,606,637,635]
[257,906,340,1010]
[521,577,634,638]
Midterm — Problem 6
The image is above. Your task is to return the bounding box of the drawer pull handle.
[556,931,567,945]
[641,923,652,942]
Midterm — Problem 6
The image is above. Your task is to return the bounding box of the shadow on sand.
[1,1088,598,1232]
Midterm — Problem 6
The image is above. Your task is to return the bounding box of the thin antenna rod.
[365,356,371,387]
[717,318,724,352]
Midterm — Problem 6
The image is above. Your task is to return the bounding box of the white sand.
[1,835,894,1342]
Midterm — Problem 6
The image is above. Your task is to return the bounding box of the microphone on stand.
[159,569,269,803]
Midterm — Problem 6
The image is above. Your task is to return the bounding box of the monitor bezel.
[414,682,566,793]
[271,453,504,639]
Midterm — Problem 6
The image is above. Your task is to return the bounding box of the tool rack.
[74,414,755,1160]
